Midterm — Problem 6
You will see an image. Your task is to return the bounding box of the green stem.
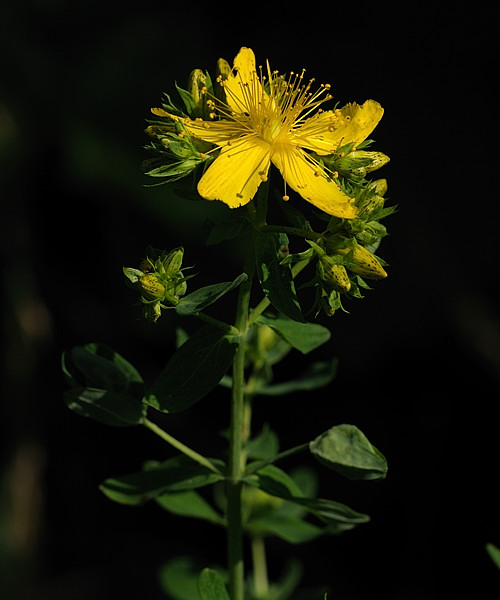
[194,310,240,336]
[245,442,310,476]
[251,536,269,599]
[227,241,254,600]
[143,417,222,474]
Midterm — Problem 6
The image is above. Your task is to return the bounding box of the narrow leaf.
[246,513,324,544]
[310,424,388,480]
[158,557,203,600]
[145,325,238,412]
[255,359,337,396]
[100,456,224,505]
[245,464,369,533]
[198,568,230,600]
[176,273,247,316]
[156,490,226,526]
[255,231,304,322]
[486,543,500,570]
[63,387,146,427]
[256,313,331,354]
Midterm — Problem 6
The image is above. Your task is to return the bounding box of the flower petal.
[297,100,384,155]
[198,136,271,208]
[181,117,240,146]
[272,144,358,218]
[224,47,266,115]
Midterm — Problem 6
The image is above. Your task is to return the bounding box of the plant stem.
[251,536,269,599]
[143,417,222,474]
[227,242,254,600]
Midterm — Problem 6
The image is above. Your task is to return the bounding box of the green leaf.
[145,325,238,412]
[255,359,337,396]
[99,456,225,505]
[198,568,230,600]
[245,425,280,460]
[63,387,146,427]
[255,313,331,354]
[310,424,388,481]
[62,343,145,398]
[247,513,324,544]
[156,490,226,526]
[176,274,247,316]
[486,543,500,570]
[201,216,249,246]
[255,231,304,322]
[158,557,203,600]
[245,464,369,534]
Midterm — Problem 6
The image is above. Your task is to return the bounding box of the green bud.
[368,178,388,197]
[335,243,387,280]
[357,193,385,217]
[188,69,208,108]
[160,247,184,277]
[216,58,231,81]
[318,257,352,292]
[139,274,166,300]
[355,221,387,248]
[350,151,390,176]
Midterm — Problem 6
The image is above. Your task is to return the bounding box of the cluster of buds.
[142,66,229,185]
[313,235,387,316]
[123,247,190,322]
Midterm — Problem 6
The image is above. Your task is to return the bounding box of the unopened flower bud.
[357,193,385,217]
[368,178,388,197]
[350,151,390,176]
[140,273,167,300]
[318,256,352,292]
[335,243,387,280]
[160,247,184,277]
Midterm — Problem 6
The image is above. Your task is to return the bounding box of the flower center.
[216,64,333,148]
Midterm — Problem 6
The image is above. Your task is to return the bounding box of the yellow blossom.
[153,47,384,218]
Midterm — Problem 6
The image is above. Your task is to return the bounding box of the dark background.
[1,1,500,598]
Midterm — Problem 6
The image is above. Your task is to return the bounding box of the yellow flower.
[153,47,384,218]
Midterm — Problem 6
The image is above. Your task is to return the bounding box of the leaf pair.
[62,343,147,427]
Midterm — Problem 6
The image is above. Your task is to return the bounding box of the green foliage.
[198,568,231,600]
[176,274,247,316]
[61,50,394,599]
[486,543,500,570]
[145,325,239,412]
[255,314,330,355]
[255,231,304,323]
[100,456,225,505]
[310,425,388,481]
[62,343,146,427]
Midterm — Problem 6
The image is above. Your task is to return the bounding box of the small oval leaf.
[310,424,388,480]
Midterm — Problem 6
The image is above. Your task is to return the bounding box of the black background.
[1,1,500,598]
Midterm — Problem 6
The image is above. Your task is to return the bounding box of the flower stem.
[251,535,269,599]
[142,417,222,474]
[227,240,254,600]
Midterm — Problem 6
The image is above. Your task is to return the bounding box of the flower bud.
[159,247,184,277]
[350,151,390,176]
[318,256,352,292]
[139,274,166,300]
[356,193,385,217]
[368,178,388,197]
[188,69,207,104]
[335,243,387,280]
